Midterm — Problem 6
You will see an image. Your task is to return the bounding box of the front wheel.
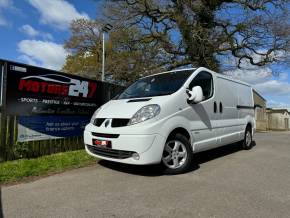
[161,133,194,175]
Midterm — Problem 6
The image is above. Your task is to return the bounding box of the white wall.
[268,112,290,130]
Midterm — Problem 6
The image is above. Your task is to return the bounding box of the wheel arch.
[167,127,191,143]
[160,115,195,151]
[244,114,255,136]
[246,122,252,130]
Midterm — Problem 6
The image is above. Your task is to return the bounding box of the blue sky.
[0,0,289,109]
[0,0,99,68]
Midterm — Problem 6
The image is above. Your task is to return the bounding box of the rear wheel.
[161,133,193,174]
[241,126,253,150]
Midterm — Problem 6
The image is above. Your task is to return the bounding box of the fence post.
[7,116,15,160]
[0,62,7,162]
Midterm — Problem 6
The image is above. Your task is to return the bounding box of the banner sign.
[5,62,112,115]
[18,116,90,142]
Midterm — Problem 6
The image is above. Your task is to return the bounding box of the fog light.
[132,152,140,160]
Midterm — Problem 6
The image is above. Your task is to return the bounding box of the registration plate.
[92,139,112,148]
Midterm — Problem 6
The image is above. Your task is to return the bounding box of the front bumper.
[84,128,166,165]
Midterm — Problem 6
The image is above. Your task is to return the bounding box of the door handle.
[214,101,217,113]
[219,102,223,113]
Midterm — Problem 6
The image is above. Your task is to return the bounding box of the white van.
[84,67,255,174]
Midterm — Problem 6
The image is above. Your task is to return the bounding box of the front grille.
[111,119,130,127]
[94,118,105,127]
[92,132,120,138]
[86,145,134,159]
[94,118,129,127]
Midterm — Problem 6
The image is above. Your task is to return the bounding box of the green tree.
[63,19,164,83]
[104,0,289,71]
[63,1,290,84]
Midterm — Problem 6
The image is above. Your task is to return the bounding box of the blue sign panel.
[18,115,90,142]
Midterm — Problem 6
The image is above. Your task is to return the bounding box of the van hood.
[96,96,170,118]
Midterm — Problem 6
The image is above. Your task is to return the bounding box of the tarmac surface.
[1,131,290,218]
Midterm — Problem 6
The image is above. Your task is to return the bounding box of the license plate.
[92,139,112,148]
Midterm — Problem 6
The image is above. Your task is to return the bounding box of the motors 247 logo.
[18,74,97,98]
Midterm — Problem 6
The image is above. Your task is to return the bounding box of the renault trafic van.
[84,67,255,174]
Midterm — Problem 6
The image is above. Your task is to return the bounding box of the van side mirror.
[186,86,204,104]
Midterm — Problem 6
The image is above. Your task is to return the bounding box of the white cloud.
[267,99,290,111]
[254,80,290,96]
[28,0,89,30]
[222,48,290,83]
[41,32,53,40]
[277,72,288,81]
[0,0,12,26]
[18,40,68,70]
[223,57,290,97]
[19,24,39,37]
[0,0,11,8]
[224,67,272,84]
[18,54,37,66]
[222,53,276,85]
[0,14,7,25]
[19,24,53,40]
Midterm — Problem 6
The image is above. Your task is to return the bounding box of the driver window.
[189,71,213,100]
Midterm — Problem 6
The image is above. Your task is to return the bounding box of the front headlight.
[128,104,161,125]
[90,107,102,124]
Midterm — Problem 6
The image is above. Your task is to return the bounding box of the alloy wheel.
[162,140,188,169]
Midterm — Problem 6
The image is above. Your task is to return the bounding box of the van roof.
[141,68,197,78]
[141,67,252,87]
[216,73,252,87]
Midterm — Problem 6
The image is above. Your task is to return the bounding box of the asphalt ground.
[1,131,290,218]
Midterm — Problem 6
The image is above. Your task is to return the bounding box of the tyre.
[161,133,194,174]
[241,126,253,150]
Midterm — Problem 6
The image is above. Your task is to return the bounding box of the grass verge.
[0,150,96,184]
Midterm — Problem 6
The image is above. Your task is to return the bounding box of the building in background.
[253,90,290,131]
[267,108,290,131]
[253,90,267,131]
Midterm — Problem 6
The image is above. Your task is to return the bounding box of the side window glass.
[189,71,213,100]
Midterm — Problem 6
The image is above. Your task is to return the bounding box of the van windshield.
[118,70,194,99]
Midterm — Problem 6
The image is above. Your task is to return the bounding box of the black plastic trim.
[127,98,151,103]
[214,101,217,113]
[237,105,255,110]
[219,102,223,113]
[92,132,120,138]
[93,118,105,127]
[86,145,134,159]
[111,119,130,127]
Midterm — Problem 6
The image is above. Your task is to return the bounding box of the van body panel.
[216,77,242,146]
